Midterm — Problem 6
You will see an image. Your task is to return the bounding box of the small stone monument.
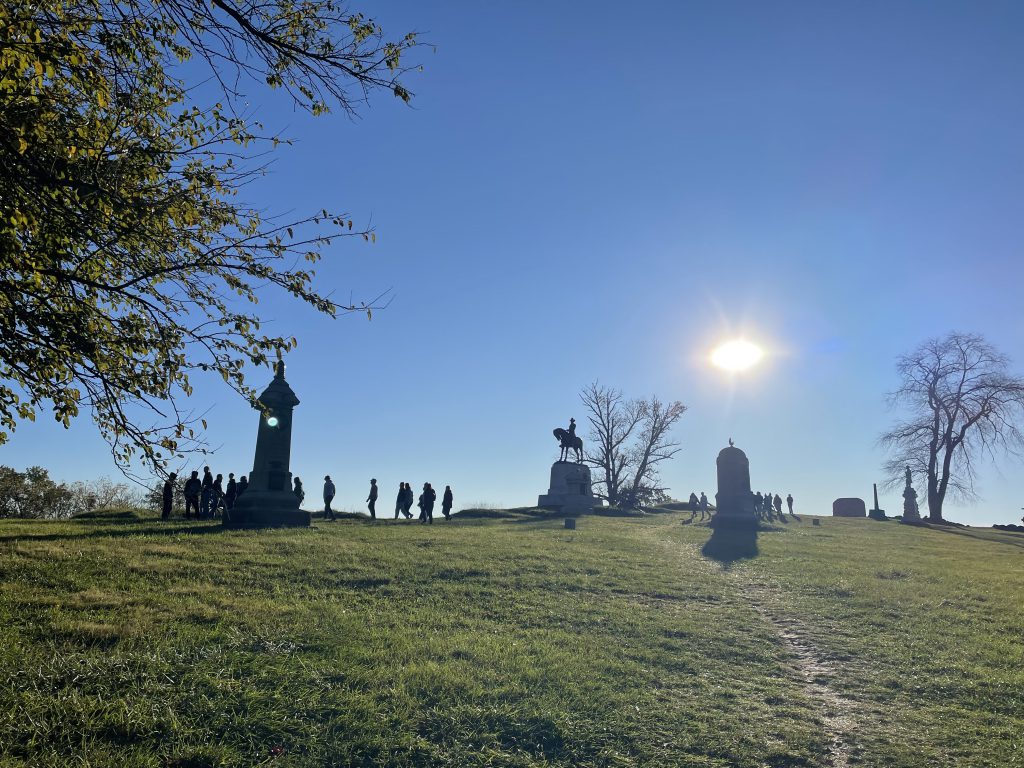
[832,498,866,517]
[227,355,310,527]
[539,418,595,514]
[868,483,886,520]
[901,465,922,523]
[713,440,757,528]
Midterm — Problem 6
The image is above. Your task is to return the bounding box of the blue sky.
[6,1,1024,523]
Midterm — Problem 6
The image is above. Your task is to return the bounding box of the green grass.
[0,509,1021,766]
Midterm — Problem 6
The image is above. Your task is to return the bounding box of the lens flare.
[711,340,764,372]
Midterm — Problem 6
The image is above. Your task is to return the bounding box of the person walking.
[161,473,177,520]
[323,475,336,521]
[786,493,794,515]
[699,491,709,520]
[402,482,414,518]
[754,491,764,517]
[418,482,436,524]
[366,478,378,519]
[688,491,699,519]
[200,465,214,519]
[183,471,202,519]
[293,477,305,505]
[236,475,249,499]
[773,493,783,516]
[442,485,454,520]
[394,482,405,519]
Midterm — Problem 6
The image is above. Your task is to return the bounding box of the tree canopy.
[580,382,686,509]
[0,0,419,474]
[880,332,1024,521]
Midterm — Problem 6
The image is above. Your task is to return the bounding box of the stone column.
[227,360,310,527]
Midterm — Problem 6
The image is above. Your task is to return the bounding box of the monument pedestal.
[538,462,595,514]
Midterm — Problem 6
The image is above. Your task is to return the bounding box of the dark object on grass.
[833,498,866,517]
[993,523,1024,532]
[564,518,576,530]
[812,519,821,526]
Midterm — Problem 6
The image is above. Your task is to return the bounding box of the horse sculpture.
[553,428,583,463]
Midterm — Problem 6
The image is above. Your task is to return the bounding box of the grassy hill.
[0,509,1021,767]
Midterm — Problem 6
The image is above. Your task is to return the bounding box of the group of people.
[322,477,455,524]
[685,490,796,520]
[754,491,794,520]
[161,466,248,520]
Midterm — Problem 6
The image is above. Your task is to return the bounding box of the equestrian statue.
[552,417,583,463]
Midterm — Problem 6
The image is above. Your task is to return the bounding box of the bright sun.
[711,339,764,372]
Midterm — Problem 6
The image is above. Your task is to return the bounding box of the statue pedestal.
[538,462,595,514]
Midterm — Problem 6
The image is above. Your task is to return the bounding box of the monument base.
[712,490,758,528]
[538,461,595,514]
[868,508,887,521]
[225,490,310,528]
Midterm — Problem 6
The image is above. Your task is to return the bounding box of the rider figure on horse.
[567,418,576,442]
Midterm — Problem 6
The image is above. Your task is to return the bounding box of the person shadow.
[701,521,760,567]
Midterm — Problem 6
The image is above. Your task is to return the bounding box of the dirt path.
[744,583,856,768]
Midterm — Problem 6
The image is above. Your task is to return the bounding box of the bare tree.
[880,333,1024,521]
[579,382,686,509]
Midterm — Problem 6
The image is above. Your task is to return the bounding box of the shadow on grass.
[701,523,760,567]
[925,524,1024,550]
[0,519,229,544]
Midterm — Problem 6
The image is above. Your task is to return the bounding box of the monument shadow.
[700,522,760,566]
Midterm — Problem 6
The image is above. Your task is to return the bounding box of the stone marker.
[812,519,821,526]
[538,461,595,514]
[564,518,576,530]
[900,465,922,523]
[713,440,757,528]
[832,498,866,517]
[868,483,887,520]
[227,357,311,528]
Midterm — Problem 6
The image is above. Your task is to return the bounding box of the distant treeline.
[0,466,144,519]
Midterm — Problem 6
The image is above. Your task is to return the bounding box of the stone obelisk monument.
[712,439,757,528]
[226,355,310,527]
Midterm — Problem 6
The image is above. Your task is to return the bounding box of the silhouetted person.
[688,492,699,518]
[212,473,224,516]
[183,471,201,519]
[402,482,414,518]
[786,493,794,515]
[323,475,336,521]
[366,478,378,519]
[394,482,405,519]
[294,476,305,505]
[418,482,436,524]
[567,417,577,441]
[442,485,454,520]
[699,492,709,519]
[200,465,214,519]
[774,493,783,516]
[224,473,237,511]
[754,491,764,517]
[162,473,177,520]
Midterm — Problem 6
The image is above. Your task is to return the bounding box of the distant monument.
[901,465,922,523]
[227,355,310,527]
[868,483,887,520]
[833,498,866,517]
[713,439,757,528]
[539,419,594,514]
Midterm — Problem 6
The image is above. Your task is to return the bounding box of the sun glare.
[711,339,764,372]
